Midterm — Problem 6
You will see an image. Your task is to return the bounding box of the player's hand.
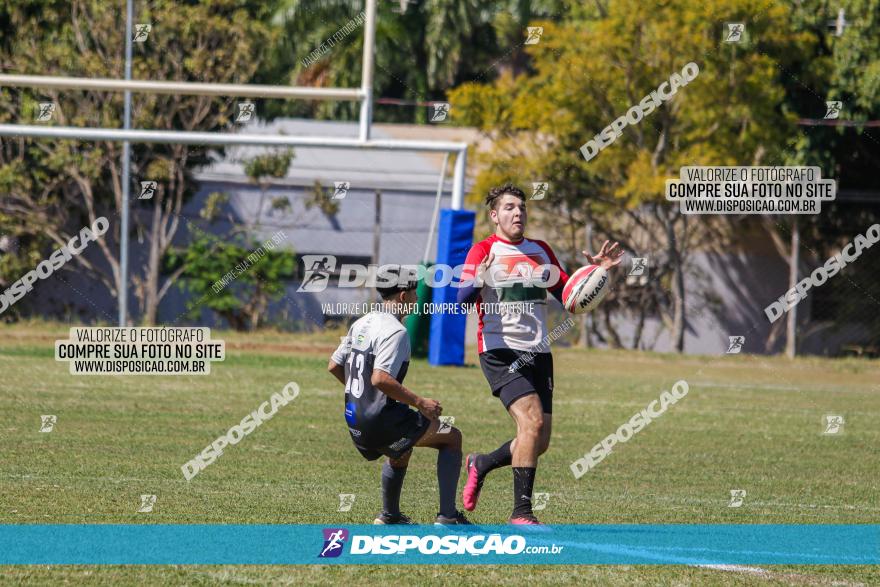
[583,241,624,270]
[476,253,495,286]
[416,397,442,420]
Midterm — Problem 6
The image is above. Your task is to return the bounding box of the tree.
[0,0,279,324]
[242,149,294,229]
[261,0,567,123]
[450,0,807,351]
[167,231,295,331]
[757,0,880,354]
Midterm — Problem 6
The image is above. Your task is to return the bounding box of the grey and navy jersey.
[331,311,411,444]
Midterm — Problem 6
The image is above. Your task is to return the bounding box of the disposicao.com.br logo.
[297,256,562,292]
[317,529,563,557]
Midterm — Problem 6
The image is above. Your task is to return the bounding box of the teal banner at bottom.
[0,525,877,565]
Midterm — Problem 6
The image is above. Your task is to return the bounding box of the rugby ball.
[562,265,610,314]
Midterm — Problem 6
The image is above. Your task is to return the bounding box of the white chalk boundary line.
[698,563,866,586]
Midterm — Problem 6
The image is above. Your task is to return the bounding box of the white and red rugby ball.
[562,265,610,314]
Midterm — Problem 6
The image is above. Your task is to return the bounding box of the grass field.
[1,321,879,586]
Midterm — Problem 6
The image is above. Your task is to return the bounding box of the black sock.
[511,467,537,518]
[437,448,462,517]
[381,462,407,516]
[475,440,512,477]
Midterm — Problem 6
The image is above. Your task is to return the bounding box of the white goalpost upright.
[0,0,469,326]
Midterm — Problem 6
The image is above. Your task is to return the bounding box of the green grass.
[1,321,879,585]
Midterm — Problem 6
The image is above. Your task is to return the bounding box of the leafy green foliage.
[304,180,340,217]
[243,150,294,183]
[167,233,295,331]
[261,0,567,123]
[0,0,281,324]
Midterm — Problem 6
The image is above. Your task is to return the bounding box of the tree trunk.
[785,218,799,358]
[667,212,686,353]
[632,302,647,350]
[141,190,164,326]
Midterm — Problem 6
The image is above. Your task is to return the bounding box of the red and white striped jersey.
[460,234,569,353]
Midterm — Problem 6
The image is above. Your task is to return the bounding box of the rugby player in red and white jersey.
[457,183,623,524]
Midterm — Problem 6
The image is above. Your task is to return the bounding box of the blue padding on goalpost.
[428,208,475,366]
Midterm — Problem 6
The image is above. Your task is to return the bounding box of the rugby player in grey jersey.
[328,269,471,525]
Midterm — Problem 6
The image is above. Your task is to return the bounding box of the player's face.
[491,194,526,241]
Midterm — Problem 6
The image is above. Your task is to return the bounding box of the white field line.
[699,564,866,586]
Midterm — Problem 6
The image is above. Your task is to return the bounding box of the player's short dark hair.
[485,183,526,210]
[376,266,419,300]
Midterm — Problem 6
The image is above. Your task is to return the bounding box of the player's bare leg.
[507,394,551,524]
[463,396,552,514]
[415,419,470,524]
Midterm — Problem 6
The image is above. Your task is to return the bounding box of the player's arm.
[328,335,351,386]
[327,359,346,386]
[372,330,442,419]
[371,369,442,419]
[536,240,570,304]
[456,242,493,305]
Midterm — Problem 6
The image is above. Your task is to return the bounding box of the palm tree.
[261,0,567,123]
